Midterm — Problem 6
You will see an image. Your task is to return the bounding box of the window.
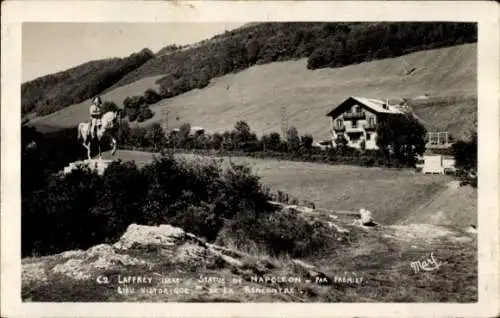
[366,133,371,140]
[336,118,343,128]
[368,117,375,126]
[352,120,358,128]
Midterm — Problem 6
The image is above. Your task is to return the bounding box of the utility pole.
[162,108,169,135]
[281,106,288,140]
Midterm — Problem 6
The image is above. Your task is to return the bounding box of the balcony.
[345,124,364,132]
[332,125,345,132]
[343,111,366,120]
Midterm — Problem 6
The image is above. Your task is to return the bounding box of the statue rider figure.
[89,96,102,139]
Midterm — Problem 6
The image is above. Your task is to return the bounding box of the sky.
[22,22,245,82]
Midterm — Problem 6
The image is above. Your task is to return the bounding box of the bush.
[22,152,277,257]
[453,131,477,170]
[101,101,120,113]
[300,134,314,150]
[143,89,162,105]
[136,107,154,122]
[223,210,338,258]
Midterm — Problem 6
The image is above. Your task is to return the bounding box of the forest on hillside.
[21,49,154,116]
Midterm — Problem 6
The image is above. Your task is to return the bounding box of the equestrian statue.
[77,96,121,160]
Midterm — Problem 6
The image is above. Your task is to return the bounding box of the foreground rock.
[23,224,242,285]
[22,220,477,302]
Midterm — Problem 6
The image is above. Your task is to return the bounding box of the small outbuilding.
[416,148,456,175]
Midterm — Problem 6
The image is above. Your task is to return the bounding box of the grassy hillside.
[31,43,476,140]
[21,49,154,116]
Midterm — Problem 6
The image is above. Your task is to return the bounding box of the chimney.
[383,98,389,109]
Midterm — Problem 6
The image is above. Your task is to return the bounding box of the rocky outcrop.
[22,223,246,285]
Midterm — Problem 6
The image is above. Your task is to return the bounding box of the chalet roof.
[326,96,404,117]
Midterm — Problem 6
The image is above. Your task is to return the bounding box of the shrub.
[300,134,314,150]
[143,89,162,105]
[262,132,282,152]
[287,126,301,152]
[136,107,154,122]
[170,203,223,241]
[22,151,278,257]
[453,131,477,170]
[223,210,338,258]
[101,101,120,113]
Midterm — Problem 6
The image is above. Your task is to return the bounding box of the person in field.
[89,96,103,139]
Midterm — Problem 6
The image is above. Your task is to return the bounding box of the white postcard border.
[2,1,499,317]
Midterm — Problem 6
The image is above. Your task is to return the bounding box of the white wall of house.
[329,104,379,150]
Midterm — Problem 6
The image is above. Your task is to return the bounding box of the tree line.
[116,115,427,168]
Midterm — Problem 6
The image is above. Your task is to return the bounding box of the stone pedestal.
[62,159,112,176]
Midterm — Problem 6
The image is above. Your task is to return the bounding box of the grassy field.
[32,44,477,140]
[102,150,477,228]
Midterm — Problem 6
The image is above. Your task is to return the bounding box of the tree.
[232,121,252,149]
[452,130,477,170]
[123,95,147,121]
[287,126,301,152]
[211,133,224,150]
[335,134,349,155]
[234,121,251,140]
[174,123,191,148]
[144,89,162,105]
[136,107,154,122]
[101,101,119,113]
[116,120,132,145]
[145,123,166,151]
[300,134,314,150]
[129,127,149,148]
[376,114,426,166]
[262,132,282,152]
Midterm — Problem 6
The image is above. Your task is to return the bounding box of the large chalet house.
[326,96,457,174]
[325,96,405,150]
